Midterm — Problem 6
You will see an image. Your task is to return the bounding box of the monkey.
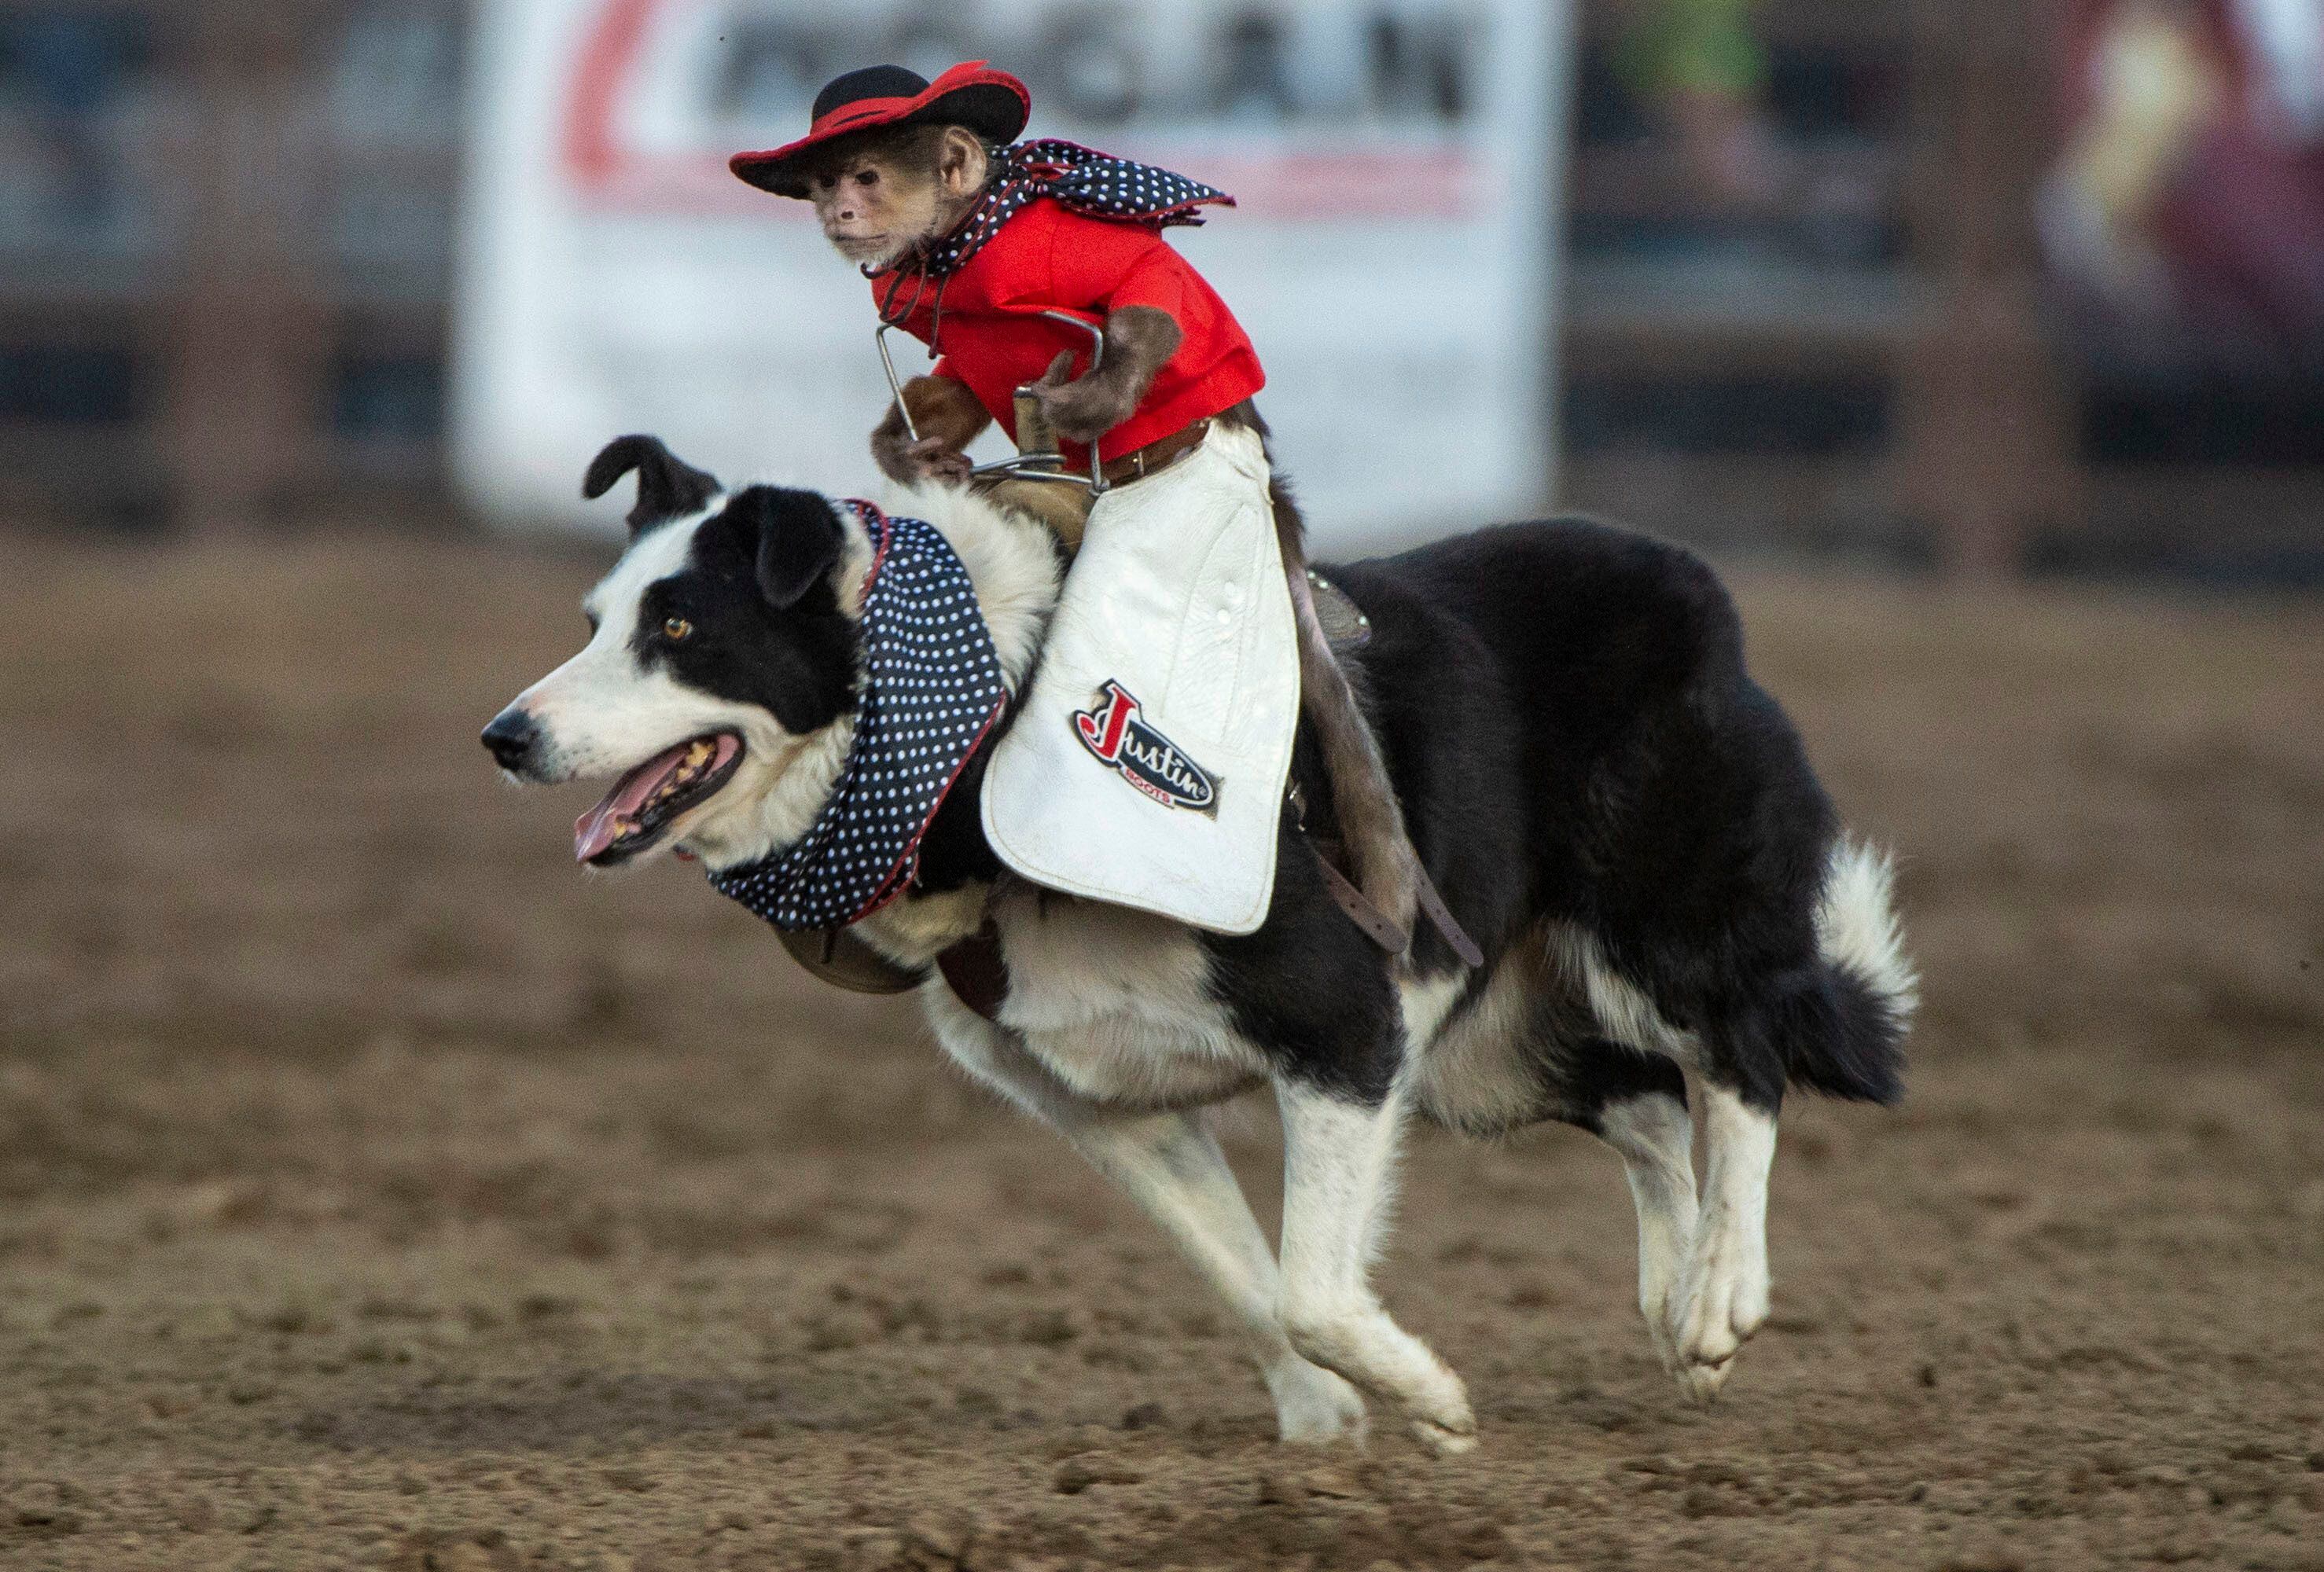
[789,123,1190,489]
[731,62,1457,959]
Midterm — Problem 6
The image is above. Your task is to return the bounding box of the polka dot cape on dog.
[709,501,1007,931]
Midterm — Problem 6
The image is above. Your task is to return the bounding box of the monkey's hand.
[875,435,974,485]
[1025,306,1184,446]
[871,375,991,486]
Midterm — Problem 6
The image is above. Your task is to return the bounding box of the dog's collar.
[707,501,1007,931]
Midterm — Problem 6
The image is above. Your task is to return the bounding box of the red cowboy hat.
[730,61,1030,199]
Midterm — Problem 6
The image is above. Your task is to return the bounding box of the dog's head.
[480,436,871,872]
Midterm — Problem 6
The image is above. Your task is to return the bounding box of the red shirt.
[873,198,1265,464]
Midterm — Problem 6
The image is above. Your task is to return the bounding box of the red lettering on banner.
[555,0,1482,219]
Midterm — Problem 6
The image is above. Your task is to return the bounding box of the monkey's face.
[807,127,990,270]
[811,153,943,269]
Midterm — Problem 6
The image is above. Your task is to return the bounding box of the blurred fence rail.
[1561,0,2075,575]
[0,0,460,529]
[1565,0,2323,579]
[1,0,2318,578]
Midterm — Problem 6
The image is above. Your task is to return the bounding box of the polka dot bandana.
[898,138,1233,281]
[708,501,1008,931]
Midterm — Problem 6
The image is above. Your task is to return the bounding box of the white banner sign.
[453,0,1570,549]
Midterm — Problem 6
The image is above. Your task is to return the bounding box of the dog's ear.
[730,487,845,610]
[583,435,719,536]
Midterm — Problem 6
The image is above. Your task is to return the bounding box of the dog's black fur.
[627,487,859,736]
[583,434,719,534]
[633,480,1904,1125]
[1329,520,1906,1115]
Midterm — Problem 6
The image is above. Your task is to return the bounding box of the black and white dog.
[482,439,1914,1455]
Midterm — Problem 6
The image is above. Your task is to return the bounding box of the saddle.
[780,391,1458,1003]
[776,583,1376,999]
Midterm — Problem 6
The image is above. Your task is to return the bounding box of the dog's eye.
[662,617,693,642]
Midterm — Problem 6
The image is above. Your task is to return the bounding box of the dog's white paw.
[1268,1359,1370,1447]
[1282,1305,1476,1456]
[1410,1413,1480,1456]
[1664,1232,1769,1402]
[1401,1360,1477,1456]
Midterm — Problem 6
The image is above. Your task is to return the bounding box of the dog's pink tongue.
[573,742,693,864]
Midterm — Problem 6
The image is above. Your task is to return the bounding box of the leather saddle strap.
[1311,848,1412,956]
[876,860,1476,1024]
[936,920,1009,1023]
[779,924,924,995]
[1308,833,1484,970]
[1414,865,1485,970]
[1289,564,1483,971]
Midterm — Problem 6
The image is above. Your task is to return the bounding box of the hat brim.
[731,71,1028,199]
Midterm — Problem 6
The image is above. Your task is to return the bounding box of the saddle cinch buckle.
[877,313,1109,549]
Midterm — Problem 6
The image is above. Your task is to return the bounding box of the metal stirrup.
[875,314,1109,495]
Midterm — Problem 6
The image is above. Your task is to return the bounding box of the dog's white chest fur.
[978,886,1267,1108]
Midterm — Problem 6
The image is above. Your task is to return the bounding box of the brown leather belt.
[1100,418,1212,486]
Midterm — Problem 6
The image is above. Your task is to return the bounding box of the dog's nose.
[480,709,541,772]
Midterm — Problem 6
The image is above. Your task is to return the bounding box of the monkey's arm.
[1025,306,1184,446]
[871,373,992,484]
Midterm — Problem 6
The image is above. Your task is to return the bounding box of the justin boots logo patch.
[1072,680,1219,814]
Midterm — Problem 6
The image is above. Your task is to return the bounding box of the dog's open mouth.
[573,733,744,867]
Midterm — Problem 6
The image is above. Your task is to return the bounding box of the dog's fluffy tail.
[1782,839,1916,1104]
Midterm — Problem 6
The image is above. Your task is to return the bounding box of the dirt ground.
[1,531,2319,1572]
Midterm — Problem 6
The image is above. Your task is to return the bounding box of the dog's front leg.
[1274,1079,1476,1455]
[925,997,1364,1443]
[1060,1109,1368,1445]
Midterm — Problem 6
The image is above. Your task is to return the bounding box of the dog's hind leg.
[1274,1080,1476,1455]
[1595,1090,1700,1372]
[1664,1077,1776,1401]
[1557,927,1776,1400]
[1546,1037,1700,1374]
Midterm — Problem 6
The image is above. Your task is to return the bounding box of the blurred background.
[4,0,2321,575]
[3,7,2321,1569]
